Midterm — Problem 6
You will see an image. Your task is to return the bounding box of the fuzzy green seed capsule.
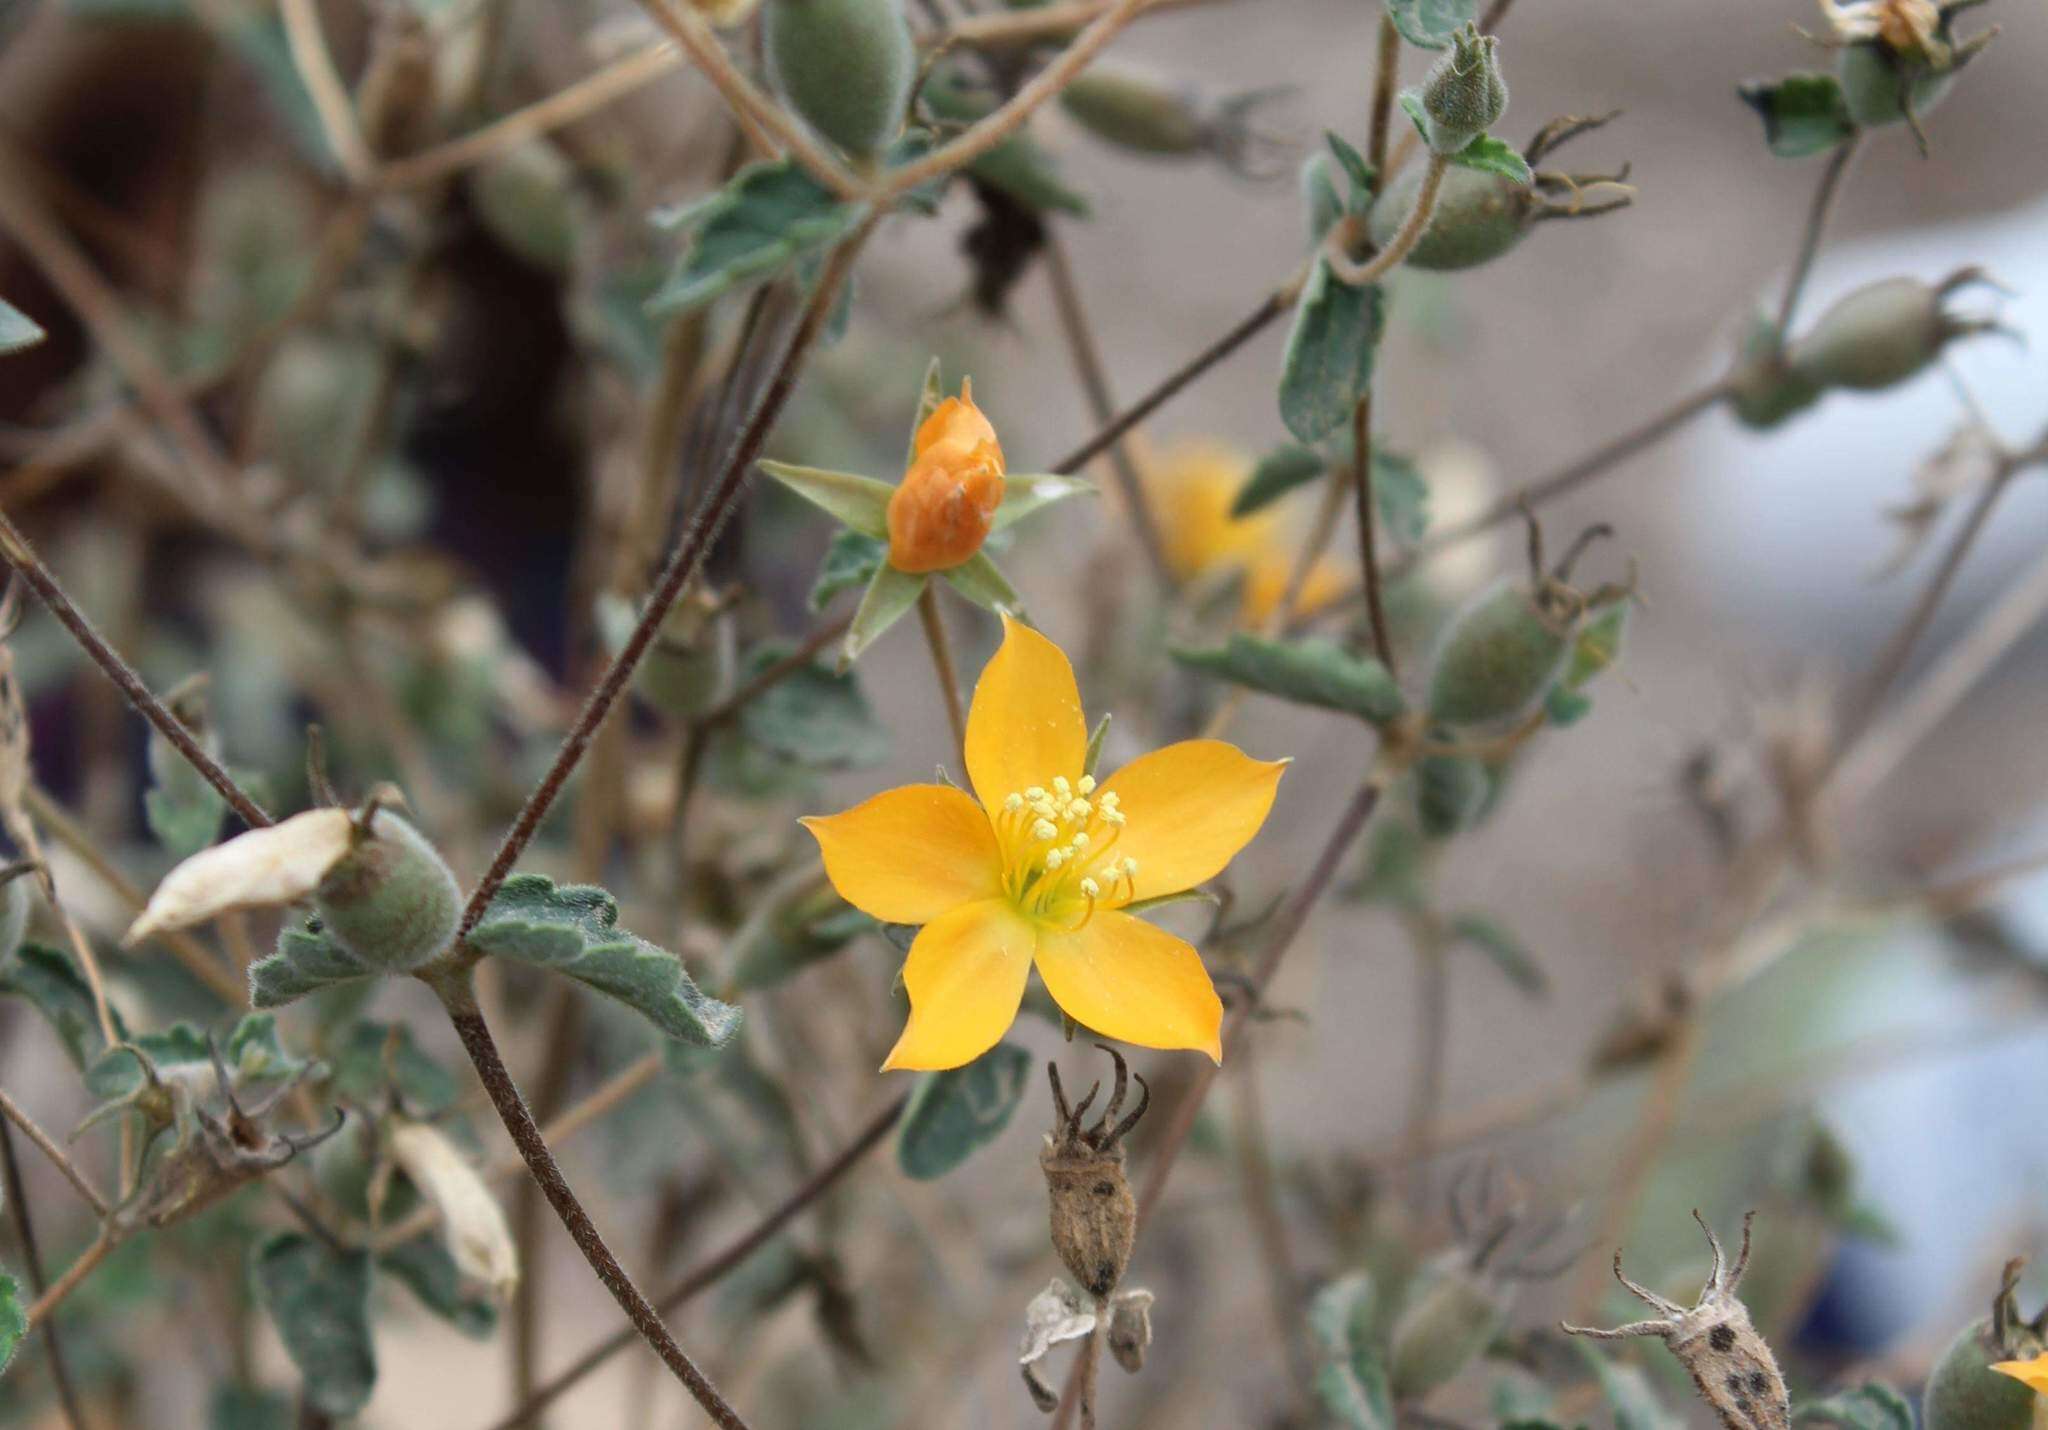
[1837,41,1961,131]
[1787,271,1992,393]
[1060,68,1206,155]
[1728,311,1824,430]
[312,811,461,972]
[1388,1256,1509,1400]
[764,0,914,159]
[1415,750,1490,838]
[1417,25,1507,155]
[1369,165,1532,271]
[1924,1317,2046,1430]
[1427,581,1573,730]
[637,589,734,719]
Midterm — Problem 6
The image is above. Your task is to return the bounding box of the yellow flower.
[803,616,1285,1071]
[1992,1353,2048,1398]
[1144,439,1344,625]
[885,379,1007,574]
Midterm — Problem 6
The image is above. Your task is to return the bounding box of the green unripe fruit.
[1416,25,1507,155]
[1060,68,1205,156]
[1837,41,1961,130]
[764,0,914,159]
[1924,1317,2047,1430]
[1415,750,1490,838]
[1427,581,1574,730]
[1369,165,1532,271]
[1787,272,1991,393]
[312,811,461,972]
[1388,1255,1509,1400]
[638,589,734,719]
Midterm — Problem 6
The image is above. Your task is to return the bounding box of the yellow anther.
[1003,793,1024,812]
[1052,776,1071,797]
[1066,799,1091,820]
[1103,809,1126,826]
[1032,820,1058,841]
[1121,857,1139,876]
[1072,832,1091,849]
[1032,798,1058,819]
[1078,775,1097,795]
[1025,786,1046,801]
[1045,849,1066,870]
[1079,877,1100,899]
[1099,790,1120,809]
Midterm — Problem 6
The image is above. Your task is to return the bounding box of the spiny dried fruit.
[1041,1045,1149,1300]
[764,0,915,159]
[1563,1211,1790,1430]
[1924,1259,2048,1430]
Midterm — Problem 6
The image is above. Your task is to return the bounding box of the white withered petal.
[124,808,355,945]
[389,1120,520,1301]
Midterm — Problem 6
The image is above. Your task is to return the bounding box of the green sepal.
[1383,0,1477,50]
[756,460,893,540]
[251,1233,377,1417]
[1173,633,1406,726]
[993,473,1093,533]
[1448,912,1545,995]
[1738,73,1856,159]
[249,922,381,1011]
[467,875,743,1046]
[841,564,926,669]
[1447,133,1532,185]
[648,159,868,316]
[0,299,45,356]
[1279,257,1386,444]
[810,529,887,611]
[895,1041,1033,1180]
[1122,887,1220,917]
[1083,712,1111,779]
[1543,685,1594,726]
[1231,444,1326,517]
[941,551,1025,617]
[1308,1273,1393,1430]
[1324,132,1375,216]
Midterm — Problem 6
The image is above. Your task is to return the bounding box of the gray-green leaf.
[1383,0,1477,49]
[649,159,867,316]
[737,640,889,768]
[252,1233,377,1417]
[1279,258,1386,444]
[1309,1273,1392,1430]
[1,942,124,1068]
[1448,913,1545,995]
[379,1234,498,1339]
[896,1041,1034,1180]
[0,299,44,356]
[1738,73,1856,159]
[0,1270,21,1380]
[249,922,381,1011]
[1579,1341,1684,1430]
[810,529,887,611]
[324,1019,458,1116]
[1174,633,1406,725]
[1795,1383,1914,1430]
[1449,134,1533,186]
[1231,444,1327,517]
[840,563,926,669]
[467,875,742,1046]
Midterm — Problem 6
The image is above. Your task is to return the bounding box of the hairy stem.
[457,215,877,937]
[481,1093,906,1429]
[1,1118,92,1430]
[435,977,751,1429]
[1323,153,1448,288]
[917,584,969,767]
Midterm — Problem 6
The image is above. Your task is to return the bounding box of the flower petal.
[1992,1355,2048,1397]
[802,784,1001,924]
[125,808,355,945]
[964,615,1087,809]
[1033,911,1223,1061]
[882,898,1036,1071]
[1098,739,1286,901]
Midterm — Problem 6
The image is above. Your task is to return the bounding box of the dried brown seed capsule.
[1041,1045,1149,1300]
[1562,1210,1790,1430]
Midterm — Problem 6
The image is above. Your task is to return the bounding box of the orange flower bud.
[886,380,1006,573]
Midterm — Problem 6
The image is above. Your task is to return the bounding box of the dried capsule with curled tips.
[1041,1045,1149,1301]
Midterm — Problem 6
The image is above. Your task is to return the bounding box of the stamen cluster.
[996,774,1140,926]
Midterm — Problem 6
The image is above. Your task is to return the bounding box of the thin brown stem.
[456,215,877,938]
[1365,13,1401,176]
[278,0,375,183]
[0,1119,91,1430]
[1052,285,1296,477]
[0,1088,107,1217]
[1323,153,1447,288]
[0,510,273,829]
[506,986,585,1420]
[1051,772,1386,1430]
[479,1092,906,1430]
[1230,1052,1309,1402]
[1352,396,1397,678]
[700,615,852,727]
[1396,910,1448,1212]
[25,1231,115,1326]
[932,0,1208,49]
[1041,229,1174,588]
[917,584,969,767]
[434,978,751,1429]
[1774,133,1861,338]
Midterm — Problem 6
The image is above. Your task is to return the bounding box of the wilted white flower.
[389,1120,520,1301]
[1818,0,1942,56]
[124,808,355,945]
